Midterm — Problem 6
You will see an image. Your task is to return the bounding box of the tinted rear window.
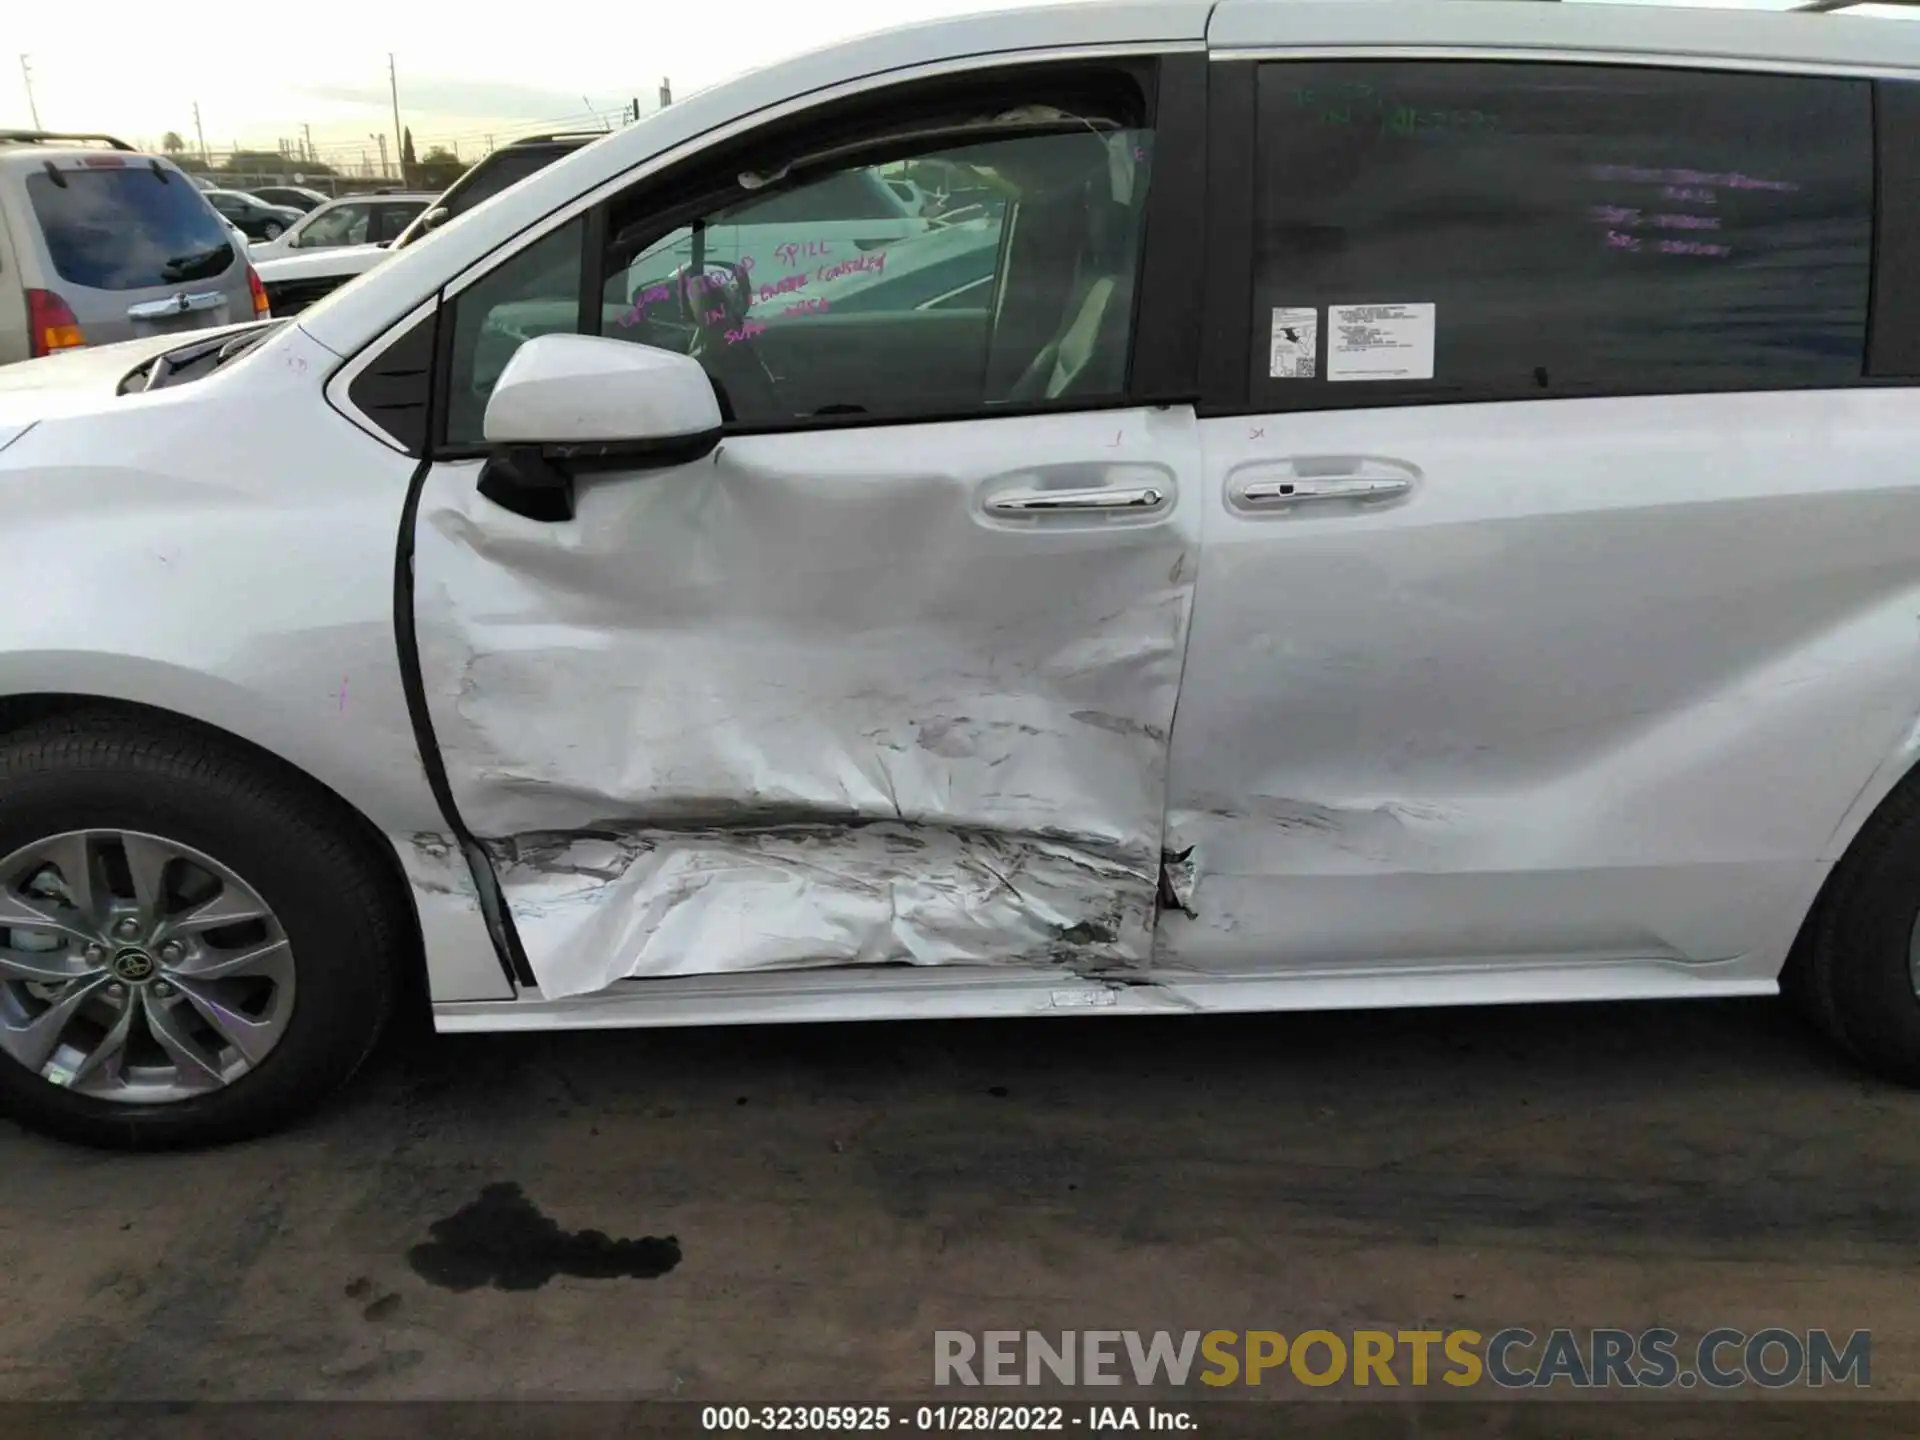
[1249,62,1873,407]
[25,168,235,291]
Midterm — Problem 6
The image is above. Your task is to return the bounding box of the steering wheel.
[677,261,784,421]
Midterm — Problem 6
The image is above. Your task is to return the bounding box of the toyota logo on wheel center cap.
[110,949,156,983]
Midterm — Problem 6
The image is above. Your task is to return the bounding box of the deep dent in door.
[413,417,1197,998]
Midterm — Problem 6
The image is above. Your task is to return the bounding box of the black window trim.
[1200,55,1901,418]
[1869,78,1920,377]
[415,51,1205,461]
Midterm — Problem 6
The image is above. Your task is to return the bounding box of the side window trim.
[1198,59,1257,415]
[1129,50,1209,405]
[1869,79,1920,377]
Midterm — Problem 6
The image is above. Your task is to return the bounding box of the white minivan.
[3,0,1920,1149]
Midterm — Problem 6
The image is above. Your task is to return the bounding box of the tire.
[1785,764,1920,1085]
[0,709,406,1148]
[262,222,283,240]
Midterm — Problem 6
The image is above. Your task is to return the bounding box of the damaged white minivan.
[5,0,1920,1147]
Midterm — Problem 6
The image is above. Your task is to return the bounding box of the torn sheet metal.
[487,823,1152,994]
[412,409,1200,998]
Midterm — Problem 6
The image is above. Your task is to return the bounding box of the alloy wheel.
[0,830,295,1104]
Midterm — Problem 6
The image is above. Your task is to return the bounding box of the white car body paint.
[0,0,1913,1032]
[1162,390,1920,986]
[252,242,390,294]
[417,406,1199,998]
[0,322,513,1003]
[483,335,722,444]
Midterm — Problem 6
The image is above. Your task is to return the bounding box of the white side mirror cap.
[483,333,722,446]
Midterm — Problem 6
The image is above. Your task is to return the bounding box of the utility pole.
[374,132,389,179]
[660,76,673,109]
[388,53,404,185]
[192,102,209,165]
[18,55,40,129]
[302,122,313,163]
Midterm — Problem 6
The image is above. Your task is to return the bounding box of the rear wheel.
[0,710,406,1148]
[1787,766,1920,1085]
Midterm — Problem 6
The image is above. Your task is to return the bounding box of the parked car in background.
[201,189,303,241]
[248,185,329,213]
[0,131,267,364]
[255,133,605,315]
[248,192,433,262]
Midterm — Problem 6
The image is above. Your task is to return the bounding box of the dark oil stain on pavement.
[408,1181,682,1292]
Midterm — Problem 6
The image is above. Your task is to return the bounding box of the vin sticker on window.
[1269,307,1319,378]
[1328,302,1435,381]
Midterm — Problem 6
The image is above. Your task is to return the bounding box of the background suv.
[254,133,603,315]
[0,131,268,365]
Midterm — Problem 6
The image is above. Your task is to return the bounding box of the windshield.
[26,168,235,291]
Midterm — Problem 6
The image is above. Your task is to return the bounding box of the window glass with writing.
[596,125,1152,426]
[1250,62,1872,408]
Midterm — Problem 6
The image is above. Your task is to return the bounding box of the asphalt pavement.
[3,993,1917,1431]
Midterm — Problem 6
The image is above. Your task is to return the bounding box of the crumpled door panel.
[413,409,1200,998]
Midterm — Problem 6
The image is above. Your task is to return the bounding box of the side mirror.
[478,334,723,523]
[423,206,450,230]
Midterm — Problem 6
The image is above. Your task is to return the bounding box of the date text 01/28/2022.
[700,1405,1195,1431]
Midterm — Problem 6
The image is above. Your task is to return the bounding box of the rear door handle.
[985,485,1165,515]
[1238,475,1409,504]
[1227,456,1419,514]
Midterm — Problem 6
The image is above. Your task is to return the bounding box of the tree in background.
[219,150,337,179]
[415,145,466,192]
[401,126,418,185]
[161,131,185,155]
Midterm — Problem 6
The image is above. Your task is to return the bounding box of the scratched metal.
[412,408,1201,998]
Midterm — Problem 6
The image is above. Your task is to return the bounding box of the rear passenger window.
[1250,63,1873,408]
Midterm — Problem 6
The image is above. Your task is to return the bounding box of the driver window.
[438,78,1154,445]
[599,121,1152,426]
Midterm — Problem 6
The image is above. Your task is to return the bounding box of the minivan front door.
[409,410,1200,999]
[402,56,1205,1000]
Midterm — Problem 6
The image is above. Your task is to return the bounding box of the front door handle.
[985,485,1165,515]
[1238,475,1409,504]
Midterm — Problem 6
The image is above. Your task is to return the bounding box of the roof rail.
[506,132,603,146]
[1794,0,1920,11]
[0,129,136,151]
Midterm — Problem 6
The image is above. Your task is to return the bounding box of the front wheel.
[0,710,407,1148]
